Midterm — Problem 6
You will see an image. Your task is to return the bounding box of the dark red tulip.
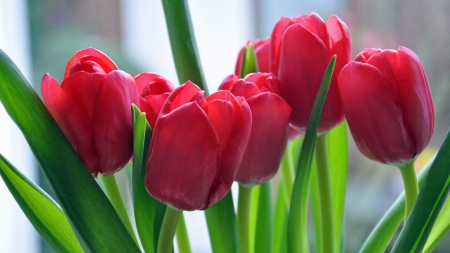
[146,81,252,210]
[135,72,175,128]
[235,38,271,76]
[41,48,140,176]
[219,73,291,185]
[271,13,351,132]
[338,46,434,164]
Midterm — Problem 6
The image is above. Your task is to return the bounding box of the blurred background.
[0,0,448,252]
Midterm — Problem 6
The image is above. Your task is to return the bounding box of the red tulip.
[135,72,175,128]
[271,13,351,132]
[338,46,434,164]
[41,48,140,176]
[235,38,271,76]
[146,81,252,210]
[219,73,291,185]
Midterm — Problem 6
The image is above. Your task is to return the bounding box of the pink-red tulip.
[135,72,175,128]
[41,48,140,176]
[146,81,252,210]
[271,13,351,132]
[338,46,434,164]
[235,38,271,76]
[219,73,291,185]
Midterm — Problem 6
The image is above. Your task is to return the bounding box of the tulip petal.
[338,62,415,163]
[146,102,221,211]
[278,23,329,130]
[235,92,291,184]
[271,17,295,75]
[294,13,330,50]
[41,74,99,175]
[93,70,139,175]
[61,72,104,119]
[135,72,174,96]
[255,38,271,73]
[205,96,252,208]
[64,48,118,79]
[396,46,434,154]
[366,49,399,87]
[162,81,204,114]
[327,15,352,74]
[140,93,170,129]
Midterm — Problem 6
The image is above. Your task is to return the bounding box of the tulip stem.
[315,133,335,253]
[100,174,139,246]
[398,161,419,219]
[158,206,183,253]
[281,142,295,204]
[176,213,192,253]
[238,184,253,253]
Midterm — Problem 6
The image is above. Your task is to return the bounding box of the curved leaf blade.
[287,56,336,253]
[423,195,450,253]
[132,106,168,253]
[0,154,83,253]
[0,49,140,252]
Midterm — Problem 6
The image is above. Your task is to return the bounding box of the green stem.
[281,145,295,204]
[255,182,273,253]
[100,174,138,245]
[158,207,182,253]
[398,160,419,219]
[238,184,253,253]
[176,213,192,253]
[315,133,335,253]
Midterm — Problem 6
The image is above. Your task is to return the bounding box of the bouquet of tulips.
[0,1,448,253]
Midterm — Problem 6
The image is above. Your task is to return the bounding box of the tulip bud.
[271,13,351,132]
[235,38,271,76]
[146,82,252,210]
[134,72,175,128]
[338,46,435,164]
[219,73,291,185]
[41,48,140,176]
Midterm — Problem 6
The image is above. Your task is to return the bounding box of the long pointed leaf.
[391,129,450,253]
[0,154,83,253]
[131,105,168,253]
[0,49,140,252]
[287,56,336,253]
[423,194,450,253]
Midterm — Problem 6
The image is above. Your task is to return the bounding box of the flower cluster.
[41,12,434,211]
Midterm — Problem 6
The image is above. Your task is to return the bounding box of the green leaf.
[328,121,348,252]
[392,130,450,253]
[205,192,240,253]
[0,49,140,252]
[287,55,336,253]
[0,154,83,253]
[131,105,167,253]
[254,182,273,253]
[423,194,450,253]
[161,0,208,94]
[239,43,259,78]
[358,158,433,253]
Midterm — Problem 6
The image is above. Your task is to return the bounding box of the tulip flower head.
[338,46,435,164]
[146,82,252,210]
[235,38,271,75]
[41,48,140,177]
[219,73,291,185]
[271,13,351,132]
[135,72,175,128]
